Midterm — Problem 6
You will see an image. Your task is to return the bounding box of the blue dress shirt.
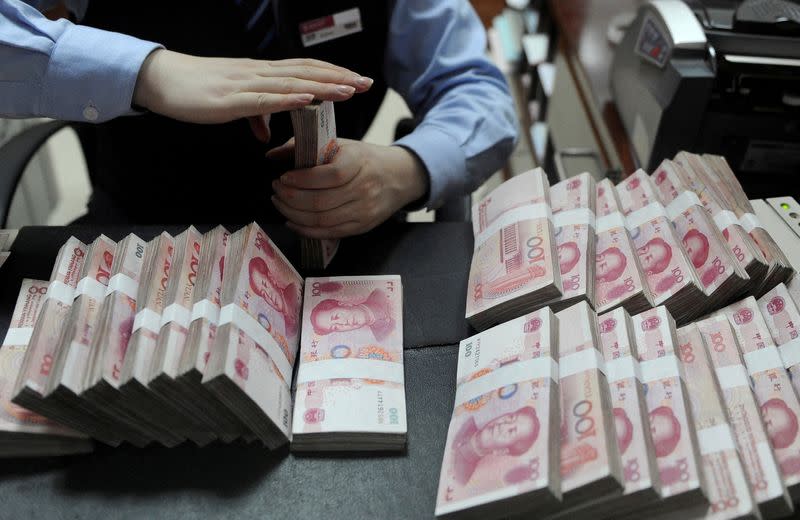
[0,0,517,209]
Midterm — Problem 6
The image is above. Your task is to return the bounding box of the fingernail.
[336,85,356,95]
[292,93,314,103]
[356,76,373,87]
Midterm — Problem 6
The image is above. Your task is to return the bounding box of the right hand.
[132,50,373,125]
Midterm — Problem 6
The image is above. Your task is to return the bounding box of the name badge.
[300,8,363,47]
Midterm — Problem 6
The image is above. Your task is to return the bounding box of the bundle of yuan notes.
[436,308,561,518]
[5,224,404,451]
[465,152,792,329]
[292,275,406,451]
[290,100,340,270]
[466,168,561,330]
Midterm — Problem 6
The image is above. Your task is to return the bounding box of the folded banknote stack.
[441,282,800,519]
[465,152,793,330]
[291,100,341,270]
[2,223,406,452]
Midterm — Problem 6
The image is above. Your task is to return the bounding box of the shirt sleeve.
[386,0,518,210]
[0,0,162,122]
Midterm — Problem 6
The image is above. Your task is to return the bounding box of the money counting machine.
[611,0,800,199]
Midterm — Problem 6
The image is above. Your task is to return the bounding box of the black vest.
[77,0,390,224]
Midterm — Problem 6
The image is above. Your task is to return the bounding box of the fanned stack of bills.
[203,223,302,448]
[696,154,793,294]
[0,279,92,457]
[721,297,800,500]
[759,283,800,401]
[696,315,793,518]
[290,100,340,270]
[675,324,758,519]
[436,308,561,519]
[555,301,622,506]
[629,306,707,514]
[548,173,596,310]
[651,160,750,307]
[595,179,653,314]
[673,152,770,290]
[178,226,248,440]
[292,276,406,451]
[12,238,87,424]
[615,170,706,323]
[466,168,561,330]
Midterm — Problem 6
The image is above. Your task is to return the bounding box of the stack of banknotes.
[291,100,340,270]
[0,223,406,453]
[440,280,800,519]
[466,152,793,330]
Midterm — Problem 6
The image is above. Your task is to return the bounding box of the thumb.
[266,137,296,161]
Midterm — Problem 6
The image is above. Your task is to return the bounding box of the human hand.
[268,139,429,238]
[132,50,373,125]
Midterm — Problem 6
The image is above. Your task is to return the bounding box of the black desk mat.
[0,221,474,349]
[0,345,458,520]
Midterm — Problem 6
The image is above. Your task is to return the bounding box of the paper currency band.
[697,423,736,455]
[132,308,161,334]
[218,303,292,382]
[715,364,752,390]
[474,202,552,250]
[454,357,559,408]
[160,303,191,329]
[639,354,682,382]
[2,326,33,346]
[626,202,669,232]
[596,212,626,233]
[46,280,74,306]
[713,210,740,232]
[74,277,106,301]
[105,273,138,299]
[743,346,784,376]
[191,299,220,325]
[553,208,596,230]
[560,349,606,379]
[666,191,703,220]
[778,338,800,369]
[605,356,642,383]
[739,213,763,233]
[296,358,405,386]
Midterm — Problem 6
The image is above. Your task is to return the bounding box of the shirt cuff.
[40,23,162,123]
[395,124,467,210]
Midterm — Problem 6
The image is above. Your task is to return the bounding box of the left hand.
[267,138,429,239]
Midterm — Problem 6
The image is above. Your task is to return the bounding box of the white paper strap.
[666,191,703,220]
[161,303,191,329]
[454,357,559,408]
[105,273,137,299]
[640,354,682,382]
[596,212,626,233]
[779,338,800,369]
[46,280,74,306]
[560,349,606,379]
[626,202,668,231]
[191,299,220,325]
[715,364,752,390]
[132,308,161,334]
[739,213,763,233]
[743,347,784,375]
[296,358,404,386]
[475,203,552,250]
[605,356,642,383]
[74,277,105,301]
[713,210,740,232]
[554,208,596,230]
[3,327,33,346]
[218,304,291,382]
[697,424,736,455]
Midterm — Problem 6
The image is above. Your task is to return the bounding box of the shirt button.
[83,105,99,121]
